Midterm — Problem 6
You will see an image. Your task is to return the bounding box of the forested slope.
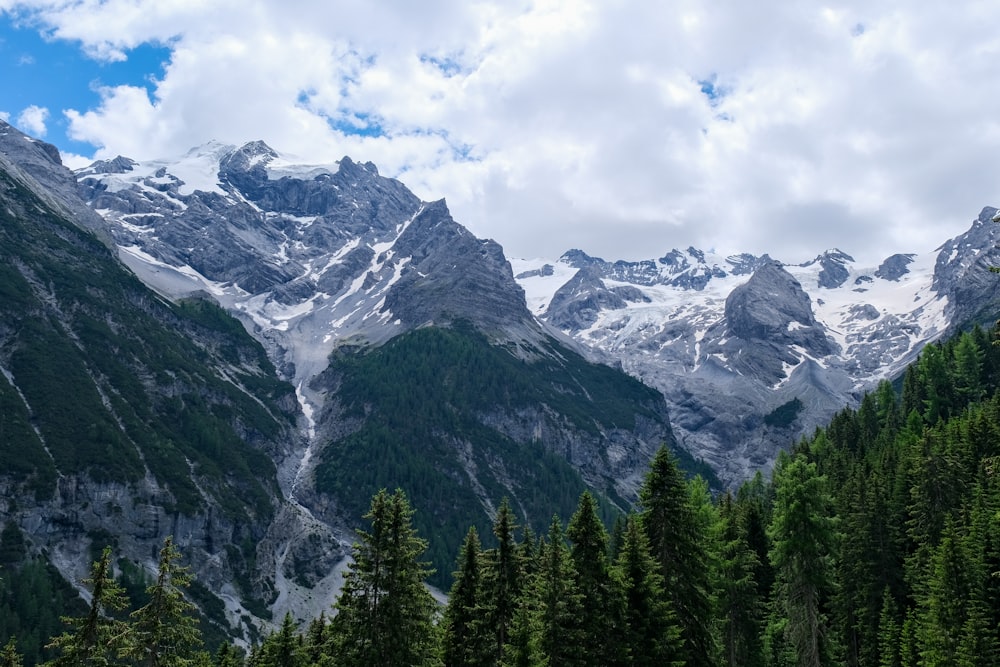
[6,324,1000,666]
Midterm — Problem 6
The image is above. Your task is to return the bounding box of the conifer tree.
[0,638,23,667]
[876,588,900,667]
[442,527,490,667]
[716,493,764,667]
[262,613,301,667]
[45,545,130,667]
[331,488,438,667]
[638,446,717,665]
[566,492,616,666]
[768,455,838,667]
[613,516,683,667]
[534,517,584,667]
[301,612,329,666]
[482,498,520,664]
[123,536,202,667]
[214,642,243,667]
[953,331,986,405]
[915,517,973,665]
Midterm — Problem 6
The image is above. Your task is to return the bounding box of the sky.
[1,0,998,266]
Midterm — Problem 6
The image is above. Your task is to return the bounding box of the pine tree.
[876,588,900,667]
[301,612,328,666]
[45,545,130,667]
[613,516,683,667]
[638,446,717,665]
[331,488,438,667]
[534,517,584,667]
[262,613,301,667]
[916,518,968,664]
[768,455,838,667]
[482,498,520,665]
[716,493,764,667]
[566,492,615,666]
[952,331,986,406]
[214,642,243,667]
[442,527,490,667]
[0,638,23,667]
[123,536,202,667]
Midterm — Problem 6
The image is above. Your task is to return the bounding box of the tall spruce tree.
[1,638,23,667]
[123,536,202,667]
[716,493,764,667]
[483,498,520,665]
[638,447,717,666]
[331,488,438,667]
[566,492,616,667]
[534,517,584,667]
[768,455,838,667]
[442,527,491,667]
[45,546,130,667]
[613,516,683,667]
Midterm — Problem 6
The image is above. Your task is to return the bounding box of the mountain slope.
[0,126,322,640]
[65,133,691,602]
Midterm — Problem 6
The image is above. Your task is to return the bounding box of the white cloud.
[15,104,49,137]
[7,0,1000,265]
[0,111,9,122]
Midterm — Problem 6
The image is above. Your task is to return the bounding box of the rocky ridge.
[514,217,1000,483]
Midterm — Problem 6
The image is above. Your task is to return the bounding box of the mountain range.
[2,117,999,639]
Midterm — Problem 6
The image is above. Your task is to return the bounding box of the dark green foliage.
[124,537,203,667]
[716,493,765,667]
[768,454,839,667]
[483,499,521,665]
[331,489,438,667]
[46,546,130,666]
[441,527,491,667]
[613,516,683,667]
[764,398,804,429]
[0,167,297,519]
[565,492,616,667]
[0,556,85,666]
[0,638,23,667]
[638,447,717,665]
[533,517,585,666]
[313,322,686,588]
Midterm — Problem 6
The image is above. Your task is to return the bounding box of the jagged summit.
[75,142,540,399]
[512,211,1000,482]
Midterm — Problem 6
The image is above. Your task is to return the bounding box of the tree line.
[5,323,1000,666]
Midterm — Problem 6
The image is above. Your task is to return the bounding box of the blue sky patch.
[0,14,170,155]
[697,74,728,107]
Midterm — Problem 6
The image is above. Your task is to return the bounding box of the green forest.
[4,322,1000,666]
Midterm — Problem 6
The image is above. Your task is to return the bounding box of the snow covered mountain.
[512,211,1000,483]
[77,141,541,445]
[75,138,1000,488]
[71,137,684,617]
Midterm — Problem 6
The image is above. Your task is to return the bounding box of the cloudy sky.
[0,0,998,265]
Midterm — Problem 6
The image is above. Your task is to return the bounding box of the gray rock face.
[800,249,855,289]
[383,199,532,331]
[515,217,986,484]
[931,207,1000,327]
[0,120,109,238]
[708,261,836,384]
[546,266,629,331]
[875,253,915,281]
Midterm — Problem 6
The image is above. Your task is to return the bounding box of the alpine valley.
[1,118,1000,642]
